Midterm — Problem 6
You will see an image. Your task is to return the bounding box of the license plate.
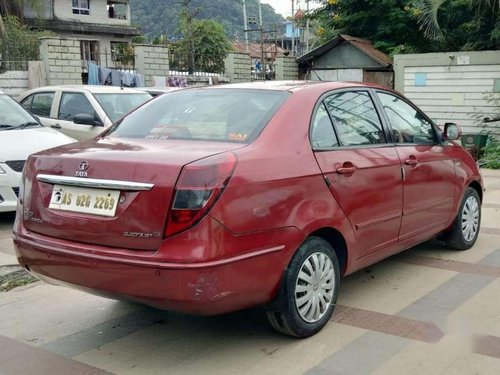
[49,185,120,217]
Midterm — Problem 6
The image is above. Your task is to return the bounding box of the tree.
[191,19,232,73]
[130,0,284,41]
[0,0,43,38]
[419,0,499,50]
[178,0,199,74]
[310,0,499,54]
[173,0,231,74]
[0,15,49,69]
[310,0,428,55]
[0,1,50,67]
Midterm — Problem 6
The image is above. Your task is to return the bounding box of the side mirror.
[73,114,104,127]
[443,122,461,141]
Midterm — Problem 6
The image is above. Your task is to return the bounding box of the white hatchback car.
[0,91,75,212]
[17,86,152,141]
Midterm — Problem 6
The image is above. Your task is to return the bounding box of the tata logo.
[76,160,89,177]
[79,161,89,171]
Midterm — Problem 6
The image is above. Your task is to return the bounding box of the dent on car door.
[311,90,403,259]
[375,91,457,240]
[57,92,102,140]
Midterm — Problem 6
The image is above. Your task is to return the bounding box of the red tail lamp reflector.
[165,152,237,237]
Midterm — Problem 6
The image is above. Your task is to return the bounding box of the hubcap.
[462,195,480,242]
[295,252,335,323]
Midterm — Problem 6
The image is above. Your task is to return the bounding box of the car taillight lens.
[165,152,237,237]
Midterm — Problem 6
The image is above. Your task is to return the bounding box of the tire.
[266,236,340,338]
[445,187,481,250]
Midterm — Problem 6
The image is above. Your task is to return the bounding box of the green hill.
[130,0,285,41]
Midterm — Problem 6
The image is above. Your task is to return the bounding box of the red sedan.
[13,81,483,337]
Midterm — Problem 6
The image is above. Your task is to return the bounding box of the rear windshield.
[93,93,152,123]
[108,89,290,143]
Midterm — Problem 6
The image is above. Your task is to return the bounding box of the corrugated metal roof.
[297,34,392,67]
[232,42,290,59]
[341,35,392,66]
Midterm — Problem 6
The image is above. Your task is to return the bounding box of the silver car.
[0,90,74,212]
[17,85,152,141]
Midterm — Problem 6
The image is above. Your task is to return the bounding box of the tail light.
[165,152,237,237]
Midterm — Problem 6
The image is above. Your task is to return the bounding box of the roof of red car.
[201,80,375,92]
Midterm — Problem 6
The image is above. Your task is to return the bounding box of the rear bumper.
[13,222,303,315]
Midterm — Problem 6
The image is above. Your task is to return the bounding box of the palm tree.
[420,0,499,40]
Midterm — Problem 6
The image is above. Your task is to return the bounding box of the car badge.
[76,160,89,177]
[79,161,89,171]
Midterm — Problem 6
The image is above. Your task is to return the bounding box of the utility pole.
[242,0,249,53]
[291,0,295,56]
[258,0,263,26]
[259,0,264,80]
[180,0,198,75]
[306,0,310,54]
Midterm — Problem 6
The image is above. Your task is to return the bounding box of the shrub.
[481,139,500,169]
[0,16,52,67]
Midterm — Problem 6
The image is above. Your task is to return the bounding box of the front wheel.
[445,187,481,250]
[266,236,340,337]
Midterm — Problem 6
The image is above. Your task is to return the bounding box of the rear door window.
[311,103,339,148]
[23,92,54,117]
[20,95,33,111]
[324,91,386,146]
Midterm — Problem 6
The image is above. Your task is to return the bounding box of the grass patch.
[0,266,39,292]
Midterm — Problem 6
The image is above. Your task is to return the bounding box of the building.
[297,35,393,88]
[24,0,140,68]
[280,20,300,54]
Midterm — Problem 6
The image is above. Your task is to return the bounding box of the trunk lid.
[23,138,243,250]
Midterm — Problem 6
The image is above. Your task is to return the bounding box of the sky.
[261,0,322,18]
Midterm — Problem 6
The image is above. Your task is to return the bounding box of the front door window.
[377,92,436,144]
[58,92,95,120]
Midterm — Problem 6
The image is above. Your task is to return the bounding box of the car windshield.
[93,93,152,123]
[108,89,290,143]
[0,95,39,130]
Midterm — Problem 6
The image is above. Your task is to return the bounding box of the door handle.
[51,124,62,129]
[404,159,418,166]
[336,166,357,174]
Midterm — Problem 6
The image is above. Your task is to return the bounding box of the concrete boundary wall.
[134,44,169,87]
[39,37,82,85]
[24,38,301,89]
[275,56,299,80]
[0,71,29,96]
[224,52,251,83]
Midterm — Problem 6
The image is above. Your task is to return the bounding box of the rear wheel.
[266,236,340,337]
[445,187,481,250]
